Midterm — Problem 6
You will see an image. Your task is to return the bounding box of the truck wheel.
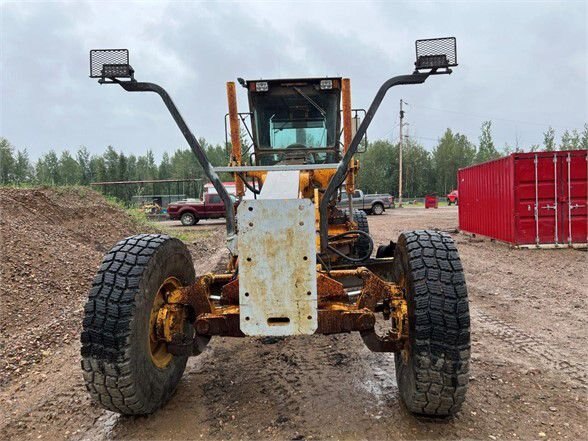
[372,202,384,215]
[180,212,198,226]
[352,209,371,259]
[393,230,470,416]
[80,234,196,415]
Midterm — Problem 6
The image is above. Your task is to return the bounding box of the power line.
[409,104,582,130]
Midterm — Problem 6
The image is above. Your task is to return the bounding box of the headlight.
[320,79,333,90]
[255,81,268,92]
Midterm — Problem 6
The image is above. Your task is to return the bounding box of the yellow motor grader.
[81,38,470,417]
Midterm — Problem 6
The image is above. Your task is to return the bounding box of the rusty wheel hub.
[149,277,183,368]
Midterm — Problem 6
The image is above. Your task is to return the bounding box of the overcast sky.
[1,0,586,161]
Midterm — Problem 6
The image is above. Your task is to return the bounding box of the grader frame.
[83,38,470,417]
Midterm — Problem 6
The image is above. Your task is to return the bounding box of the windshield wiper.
[293,87,326,117]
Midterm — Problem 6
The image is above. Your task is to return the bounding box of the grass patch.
[105,198,212,243]
[155,222,213,243]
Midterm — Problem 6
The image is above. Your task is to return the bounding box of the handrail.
[318,72,431,253]
[117,81,237,251]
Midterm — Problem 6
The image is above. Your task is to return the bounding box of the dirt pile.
[0,187,154,386]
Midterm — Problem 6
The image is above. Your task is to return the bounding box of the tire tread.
[80,234,182,415]
[395,230,470,416]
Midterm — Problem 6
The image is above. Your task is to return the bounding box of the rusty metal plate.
[238,199,317,336]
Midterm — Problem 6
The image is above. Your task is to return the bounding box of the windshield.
[270,117,327,148]
[250,84,340,151]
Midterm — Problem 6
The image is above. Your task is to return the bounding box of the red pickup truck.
[167,193,236,226]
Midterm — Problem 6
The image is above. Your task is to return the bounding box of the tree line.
[0,137,230,202]
[357,122,587,196]
[1,121,586,201]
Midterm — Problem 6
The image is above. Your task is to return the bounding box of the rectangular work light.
[414,37,457,70]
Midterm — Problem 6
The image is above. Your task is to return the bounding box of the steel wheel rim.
[149,276,181,369]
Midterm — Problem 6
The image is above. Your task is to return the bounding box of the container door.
[561,152,587,246]
[522,154,560,245]
[517,154,552,245]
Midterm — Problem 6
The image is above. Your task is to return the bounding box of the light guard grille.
[415,37,457,69]
[90,49,131,78]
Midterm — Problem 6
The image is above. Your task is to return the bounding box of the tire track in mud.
[175,331,402,440]
[472,308,587,385]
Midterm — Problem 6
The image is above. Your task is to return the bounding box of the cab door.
[206,193,225,217]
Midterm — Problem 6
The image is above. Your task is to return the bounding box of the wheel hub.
[149,277,183,368]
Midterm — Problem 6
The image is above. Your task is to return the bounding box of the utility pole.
[398,99,405,208]
[405,128,410,202]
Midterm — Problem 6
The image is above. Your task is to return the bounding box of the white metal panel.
[259,171,300,199]
[238,199,317,336]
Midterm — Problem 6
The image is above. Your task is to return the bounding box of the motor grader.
[81,37,470,417]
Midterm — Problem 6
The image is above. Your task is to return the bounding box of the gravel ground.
[1,192,586,441]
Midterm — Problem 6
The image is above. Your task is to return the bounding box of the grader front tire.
[353,209,371,259]
[393,230,470,417]
[80,234,195,415]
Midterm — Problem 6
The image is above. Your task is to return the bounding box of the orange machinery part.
[226,82,244,197]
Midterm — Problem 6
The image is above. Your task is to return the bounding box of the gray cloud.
[1,0,586,160]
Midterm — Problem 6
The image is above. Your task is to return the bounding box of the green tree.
[103,146,120,181]
[14,149,33,183]
[89,155,107,183]
[159,152,172,179]
[543,126,556,151]
[403,139,433,198]
[170,148,201,179]
[117,153,129,181]
[127,154,138,181]
[433,129,476,194]
[475,121,500,163]
[357,140,398,194]
[32,150,60,185]
[77,147,92,185]
[59,150,81,184]
[581,124,588,150]
[0,138,16,184]
[561,129,582,150]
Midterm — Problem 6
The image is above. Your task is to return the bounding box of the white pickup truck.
[337,189,395,215]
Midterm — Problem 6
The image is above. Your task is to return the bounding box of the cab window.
[208,194,221,204]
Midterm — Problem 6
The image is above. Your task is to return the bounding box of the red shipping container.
[424,194,438,209]
[458,150,587,248]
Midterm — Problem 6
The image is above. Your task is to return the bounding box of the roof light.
[320,79,333,90]
[255,81,268,92]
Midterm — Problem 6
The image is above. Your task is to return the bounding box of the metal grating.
[89,49,130,78]
[415,37,457,69]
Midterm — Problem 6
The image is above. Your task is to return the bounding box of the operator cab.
[243,78,342,166]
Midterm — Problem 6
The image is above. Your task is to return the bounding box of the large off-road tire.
[392,230,470,417]
[352,209,371,260]
[371,202,385,215]
[80,234,195,415]
[180,212,198,226]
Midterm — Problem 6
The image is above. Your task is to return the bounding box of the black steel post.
[319,73,430,253]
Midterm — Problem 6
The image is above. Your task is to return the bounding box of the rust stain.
[226,81,244,196]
